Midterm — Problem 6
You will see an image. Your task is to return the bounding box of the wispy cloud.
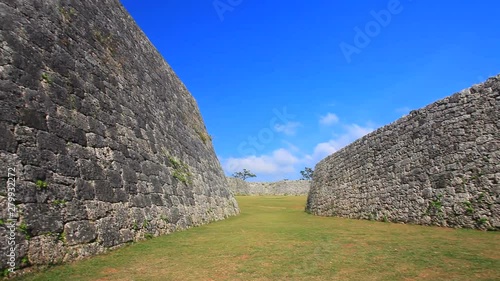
[221,119,375,181]
[319,113,340,126]
[281,140,301,153]
[308,123,374,163]
[223,148,299,178]
[274,121,301,136]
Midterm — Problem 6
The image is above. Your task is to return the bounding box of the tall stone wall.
[306,75,499,230]
[0,0,239,272]
[227,177,310,195]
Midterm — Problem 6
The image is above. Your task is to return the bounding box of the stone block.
[64,221,97,246]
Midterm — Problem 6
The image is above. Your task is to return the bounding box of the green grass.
[35,180,48,189]
[12,196,500,281]
[168,156,192,184]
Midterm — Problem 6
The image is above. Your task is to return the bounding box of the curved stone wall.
[0,0,239,272]
[227,178,310,195]
[306,75,499,230]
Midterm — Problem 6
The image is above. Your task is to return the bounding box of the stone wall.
[227,177,310,195]
[0,0,239,273]
[306,75,499,230]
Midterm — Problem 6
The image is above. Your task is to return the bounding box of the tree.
[300,167,314,180]
[232,169,256,181]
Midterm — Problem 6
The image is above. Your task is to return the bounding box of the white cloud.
[345,123,374,138]
[308,124,374,164]
[319,113,339,126]
[223,148,299,177]
[274,121,301,136]
[281,140,300,153]
[221,117,376,181]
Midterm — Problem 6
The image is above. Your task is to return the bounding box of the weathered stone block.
[96,217,120,248]
[107,169,122,188]
[14,125,37,145]
[47,116,87,146]
[64,200,88,221]
[64,221,97,246]
[57,154,80,177]
[37,131,67,155]
[20,108,47,131]
[119,229,134,243]
[0,123,17,152]
[122,166,138,183]
[13,182,37,204]
[86,132,106,148]
[28,235,66,265]
[79,159,105,180]
[40,150,57,171]
[24,203,64,235]
[141,160,160,176]
[94,180,114,202]
[34,183,74,203]
[18,145,41,166]
[87,117,106,136]
[75,179,94,202]
[113,188,129,203]
[21,165,48,182]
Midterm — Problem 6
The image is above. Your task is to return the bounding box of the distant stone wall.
[227,178,310,195]
[0,0,239,273]
[306,75,499,230]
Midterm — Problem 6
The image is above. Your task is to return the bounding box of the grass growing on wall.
[167,156,192,184]
[12,196,500,281]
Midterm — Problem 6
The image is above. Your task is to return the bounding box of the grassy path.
[13,196,500,280]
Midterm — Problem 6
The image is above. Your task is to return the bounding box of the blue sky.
[120,0,500,181]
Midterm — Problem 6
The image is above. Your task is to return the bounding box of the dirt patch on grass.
[101,268,119,274]
[237,254,250,261]
[404,268,452,281]
[341,243,358,255]
[93,267,123,281]
[342,243,356,249]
